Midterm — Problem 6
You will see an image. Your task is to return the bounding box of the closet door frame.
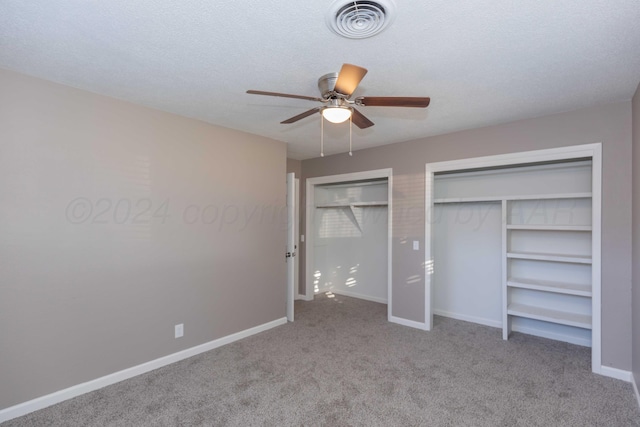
[424,143,602,374]
[305,168,393,320]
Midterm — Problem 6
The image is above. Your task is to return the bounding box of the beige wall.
[0,69,287,409]
[633,82,640,386]
[301,101,633,371]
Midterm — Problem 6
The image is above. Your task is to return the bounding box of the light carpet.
[4,293,640,426]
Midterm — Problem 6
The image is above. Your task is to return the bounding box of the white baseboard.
[598,365,633,382]
[0,317,287,423]
[433,309,501,328]
[632,373,640,410]
[296,293,314,301]
[324,289,388,304]
[389,315,429,331]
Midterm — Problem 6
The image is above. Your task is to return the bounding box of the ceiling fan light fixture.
[322,106,353,123]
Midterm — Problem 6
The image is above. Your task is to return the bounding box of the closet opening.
[305,169,393,320]
[425,144,602,374]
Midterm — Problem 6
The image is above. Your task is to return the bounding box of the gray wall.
[286,158,302,177]
[0,69,287,409]
[633,82,640,387]
[301,101,633,371]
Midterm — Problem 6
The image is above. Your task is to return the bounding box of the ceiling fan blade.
[247,90,322,102]
[334,64,368,97]
[356,97,431,108]
[281,107,321,124]
[351,108,374,129]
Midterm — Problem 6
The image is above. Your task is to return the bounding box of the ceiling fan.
[246,63,430,129]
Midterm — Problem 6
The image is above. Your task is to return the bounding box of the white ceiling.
[1,1,639,159]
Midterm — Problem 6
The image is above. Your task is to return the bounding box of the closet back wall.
[313,181,388,303]
[300,101,633,371]
[0,69,287,410]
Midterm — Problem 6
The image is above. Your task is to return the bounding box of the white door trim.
[294,178,300,300]
[286,173,296,322]
[305,168,393,320]
[424,143,602,374]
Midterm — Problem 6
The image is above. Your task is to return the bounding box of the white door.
[286,173,296,322]
[294,178,300,298]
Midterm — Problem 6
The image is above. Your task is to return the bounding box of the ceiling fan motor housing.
[318,72,339,99]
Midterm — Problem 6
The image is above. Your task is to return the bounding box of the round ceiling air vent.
[326,0,396,39]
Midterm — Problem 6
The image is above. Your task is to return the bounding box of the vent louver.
[326,0,396,39]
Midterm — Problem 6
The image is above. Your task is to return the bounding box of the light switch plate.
[413,240,419,251]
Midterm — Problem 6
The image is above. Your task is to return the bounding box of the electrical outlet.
[175,323,184,338]
[413,240,420,251]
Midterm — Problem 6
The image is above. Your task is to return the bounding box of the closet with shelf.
[502,194,593,345]
[433,159,595,347]
[312,179,389,303]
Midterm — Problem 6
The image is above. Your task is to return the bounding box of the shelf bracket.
[345,205,363,233]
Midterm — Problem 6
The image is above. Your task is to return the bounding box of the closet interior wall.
[313,179,389,303]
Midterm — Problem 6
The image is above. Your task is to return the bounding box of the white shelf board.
[316,201,388,208]
[316,203,352,208]
[507,303,592,329]
[507,251,592,264]
[505,192,592,201]
[434,192,592,204]
[314,202,388,231]
[318,180,386,189]
[433,196,504,204]
[506,225,592,231]
[351,201,388,207]
[507,277,592,297]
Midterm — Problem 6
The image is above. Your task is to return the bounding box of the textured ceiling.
[1,1,639,159]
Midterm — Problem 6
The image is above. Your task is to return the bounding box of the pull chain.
[320,114,324,157]
[349,115,353,156]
